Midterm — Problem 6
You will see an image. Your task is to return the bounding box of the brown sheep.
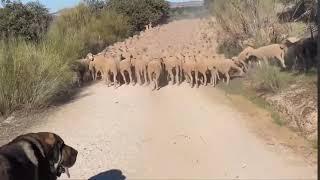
[104,54,120,87]
[71,53,93,86]
[238,46,254,63]
[147,57,163,90]
[231,56,248,72]
[90,53,120,87]
[195,54,209,87]
[182,52,198,88]
[88,54,108,82]
[119,52,134,85]
[244,44,287,68]
[162,52,183,85]
[214,57,244,84]
[131,53,149,86]
[194,52,220,87]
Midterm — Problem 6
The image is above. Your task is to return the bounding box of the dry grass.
[0,39,72,115]
[247,64,294,93]
[0,4,131,116]
[209,0,293,56]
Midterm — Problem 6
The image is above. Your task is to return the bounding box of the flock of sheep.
[74,18,290,90]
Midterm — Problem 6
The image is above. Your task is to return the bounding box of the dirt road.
[21,19,318,179]
[25,83,315,179]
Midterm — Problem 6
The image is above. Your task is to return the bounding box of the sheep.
[244,44,287,68]
[88,53,108,82]
[162,52,183,85]
[131,53,149,86]
[194,52,220,87]
[231,56,248,72]
[214,57,244,85]
[238,46,255,64]
[119,52,134,85]
[182,52,198,88]
[90,53,120,87]
[71,53,93,86]
[195,59,209,87]
[147,57,163,90]
[104,54,121,88]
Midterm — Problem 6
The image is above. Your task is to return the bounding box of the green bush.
[0,39,72,115]
[0,3,131,116]
[0,1,52,42]
[107,0,170,32]
[248,64,293,93]
[208,0,291,57]
[50,4,131,56]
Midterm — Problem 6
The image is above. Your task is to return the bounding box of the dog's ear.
[33,133,64,165]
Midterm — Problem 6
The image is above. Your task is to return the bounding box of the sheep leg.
[188,72,194,87]
[241,61,248,72]
[144,68,149,85]
[203,72,208,86]
[216,70,220,81]
[91,69,96,81]
[213,72,217,86]
[232,65,244,76]
[185,71,190,83]
[128,69,133,85]
[105,72,111,87]
[194,70,199,88]
[156,73,160,90]
[148,71,155,90]
[169,70,174,85]
[275,55,286,69]
[212,72,217,86]
[225,73,230,85]
[137,70,142,86]
[121,70,127,85]
[177,66,182,85]
[257,61,262,68]
[199,73,204,85]
[113,71,119,88]
[174,67,179,85]
[263,57,268,66]
[208,70,214,85]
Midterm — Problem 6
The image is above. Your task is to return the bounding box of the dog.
[0,132,78,180]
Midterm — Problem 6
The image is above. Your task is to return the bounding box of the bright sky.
[21,0,202,12]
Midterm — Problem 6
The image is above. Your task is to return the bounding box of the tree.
[0,1,51,41]
[107,0,170,32]
[84,0,107,11]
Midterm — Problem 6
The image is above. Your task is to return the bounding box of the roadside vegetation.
[206,0,318,143]
[205,0,317,93]
[0,0,169,116]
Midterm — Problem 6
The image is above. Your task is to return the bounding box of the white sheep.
[213,56,244,85]
[244,44,287,68]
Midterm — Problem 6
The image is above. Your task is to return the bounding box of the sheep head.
[86,53,94,61]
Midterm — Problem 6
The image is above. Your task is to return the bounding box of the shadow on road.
[89,169,126,180]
